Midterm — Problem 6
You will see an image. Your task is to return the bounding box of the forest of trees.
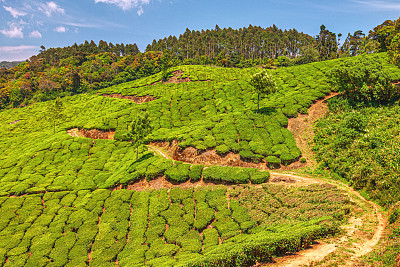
[0,19,398,110]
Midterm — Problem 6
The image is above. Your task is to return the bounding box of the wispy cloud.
[39,1,65,17]
[0,45,39,61]
[94,0,150,14]
[3,6,27,18]
[0,23,23,38]
[352,0,400,10]
[137,6,144,15]
[29,30,42,38]
[55,25,66,32]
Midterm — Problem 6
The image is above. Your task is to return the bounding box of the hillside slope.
[0,53,399,266]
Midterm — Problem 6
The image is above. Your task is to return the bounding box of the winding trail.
[264,173,387,266]
[67,93,387,266]
[145,94,387,266]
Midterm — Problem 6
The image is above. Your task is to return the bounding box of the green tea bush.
[165,163,190,182]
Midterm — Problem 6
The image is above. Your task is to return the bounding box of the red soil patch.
[287,92,339,166]
[102,93,156,104]
[163,70,191,84]
[149,141,303,171]
[113,175,235,192]
[67,128,115,140]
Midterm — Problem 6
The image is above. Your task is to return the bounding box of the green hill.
[0,53,399,266]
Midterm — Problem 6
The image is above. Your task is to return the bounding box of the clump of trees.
[328,55,398,103]
[0,41,167,109]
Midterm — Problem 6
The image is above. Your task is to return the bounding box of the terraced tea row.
[0,184,353,266]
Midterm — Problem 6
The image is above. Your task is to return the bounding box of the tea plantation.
[0,185,351,267]
[0,52,399,266]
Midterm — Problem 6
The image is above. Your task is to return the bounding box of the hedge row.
[0,180,354,266]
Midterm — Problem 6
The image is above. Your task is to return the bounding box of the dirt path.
[265,172,387,266]
[147,120,387,266]
[287,92,339,166]
[67,92,386,265]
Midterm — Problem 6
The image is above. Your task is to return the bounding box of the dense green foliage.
[0,61,23,69]
[2,46,392,267]
[1,17,395,110]
[0,50,165,109]
[146,25,316,67]
[314,96,400,206]
[126,112,153,160]
[0,184,352,266]
[328,54,399,103]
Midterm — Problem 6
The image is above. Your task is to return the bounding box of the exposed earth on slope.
[164,69,192,83]
[102,93,156,103]
[287,92,339,166]
[67,128,115,139]
[66,90,387,266]
[148,141,306,171]
[263,173,387,267]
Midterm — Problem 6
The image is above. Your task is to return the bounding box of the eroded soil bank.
[148,141,305,171]
[67,128,115,140]
[102,94,156,104]
[287,92,339,166]
[164,69,192,84]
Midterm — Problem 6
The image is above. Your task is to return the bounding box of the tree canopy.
[328,55,398,103]
[126,112,153,160]
[249,70,277,112]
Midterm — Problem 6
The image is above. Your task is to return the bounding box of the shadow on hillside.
[257,107,276,115]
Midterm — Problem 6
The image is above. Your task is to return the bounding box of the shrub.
[266,156,281,168]
[203,228,219,250]
[389,208,400,224]
[189,165,203,181]
[328,55,399,103]
[280,153,295,165]
[165,163,190,182]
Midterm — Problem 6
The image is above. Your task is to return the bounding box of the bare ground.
[114,175,235,192]
[67,128,115,140]
[102,93,156,104]
[263,173,387,267]
[287,92,339,166]
[65,91,387,266]
[164,69,192,84]
[148,141,305,171]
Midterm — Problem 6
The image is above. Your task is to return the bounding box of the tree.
[47,97,65,134]
[316,25,338,60]
[160,51,173,82]
[127,112,153,160]
[249,70,277,113]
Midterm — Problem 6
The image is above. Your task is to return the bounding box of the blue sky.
[0,0,399,61]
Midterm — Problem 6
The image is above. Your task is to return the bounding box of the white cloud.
[0,45,39,61]
[3,6,27,18]
[94,0,150,12]
[29,30,42,38]
[137,6,144,15]
[352,0,400,10]
[55,26,66,32]
[39,1,65,17]
[0,23,23,38]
